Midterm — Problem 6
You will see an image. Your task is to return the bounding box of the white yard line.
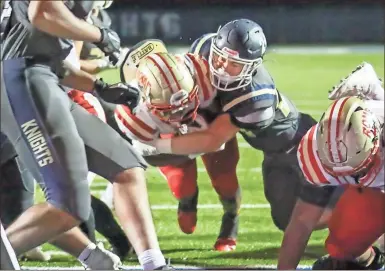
[21,264,316,270]
[150,203,270,210]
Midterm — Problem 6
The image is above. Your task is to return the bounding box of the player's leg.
[72,104,168,270]
[0,156,34,230]
[159,159,199,234]
[1,61,91,255]
[0,152,51,261]
[0,222,20,270]
[91,195,133,258]
[201,137,240,251]
[312,186,385,270]
[326,186,385,260]
[68,90,133,257]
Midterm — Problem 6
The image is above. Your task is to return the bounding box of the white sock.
[138,249,166,270]
[373,84,384,101]
[77,243,96,263]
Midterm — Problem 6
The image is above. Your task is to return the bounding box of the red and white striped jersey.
[298,124,384,189]
[114,53,217,143]
[114,102,210,142]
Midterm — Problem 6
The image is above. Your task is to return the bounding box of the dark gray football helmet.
[208,19,267,91]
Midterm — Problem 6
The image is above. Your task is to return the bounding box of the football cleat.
[21,246,51,262]
[312,246,384,270]
[215,211,239,251]
[81,243,122,270]
[177,211,197,234]
[328,62,383,101]
[214,237,237,252]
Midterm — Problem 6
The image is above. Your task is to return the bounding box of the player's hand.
[95,56,116,70]
[94,79,141,110]
[94,28,121,64]
[132,140,160,156]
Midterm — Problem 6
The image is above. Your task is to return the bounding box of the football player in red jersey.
[278,62,385,270]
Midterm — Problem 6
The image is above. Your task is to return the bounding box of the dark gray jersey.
[1,0,93,74]
[190,34,301,153]
[218,65,299,153]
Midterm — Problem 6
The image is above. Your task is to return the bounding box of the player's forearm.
[60,60,96,92]
[28,1,101,42]
[155,131,222,155]
[277,221,313,270]
[79,60,102,74]
[277,200,325,269]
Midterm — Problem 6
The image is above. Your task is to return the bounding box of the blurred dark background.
[107,0,384,46]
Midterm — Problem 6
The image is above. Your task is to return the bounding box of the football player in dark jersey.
[151,18,342,259]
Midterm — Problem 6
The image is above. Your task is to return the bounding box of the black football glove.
[94,28,121,65]
[312,247,384,270]
[94,79,141,110]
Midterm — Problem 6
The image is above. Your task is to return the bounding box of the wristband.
[154,138,172,154]
[93,78,107,94]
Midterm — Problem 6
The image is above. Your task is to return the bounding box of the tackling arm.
[28,1,101,42]
[277,199,328,269]
[154,113,239,155]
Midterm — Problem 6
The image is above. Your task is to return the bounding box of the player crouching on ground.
[111,52,241,251]
[69,51,241,251]
[282,62,385,270]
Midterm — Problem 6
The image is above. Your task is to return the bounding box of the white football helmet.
[136,53,199,124]
[317,96,382,177]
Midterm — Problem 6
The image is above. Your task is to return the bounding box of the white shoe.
[21,246,51,262]
[328,62,383,100]
[81,243,121,270]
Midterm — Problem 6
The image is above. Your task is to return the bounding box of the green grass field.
[22,49,384,269]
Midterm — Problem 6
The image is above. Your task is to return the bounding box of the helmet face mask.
[136,53,200,125]
[208,19,267,91]
[146,86,200,124]
[317,97,382,178]
[209,43,262,91]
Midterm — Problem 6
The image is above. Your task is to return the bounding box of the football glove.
[94,28,121,65]
[328,62,383,101]
[312,246,384,270]
[94,79,140,110]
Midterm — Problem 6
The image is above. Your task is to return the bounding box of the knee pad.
[159,160,198,200]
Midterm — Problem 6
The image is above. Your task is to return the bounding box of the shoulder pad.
[252,64,275,86]
[189,33,216,59]
[220,83,277,115]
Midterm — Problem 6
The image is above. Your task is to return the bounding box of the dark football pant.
[1,58,146,222]
[0,222,20,270]
[262,113,343,231]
